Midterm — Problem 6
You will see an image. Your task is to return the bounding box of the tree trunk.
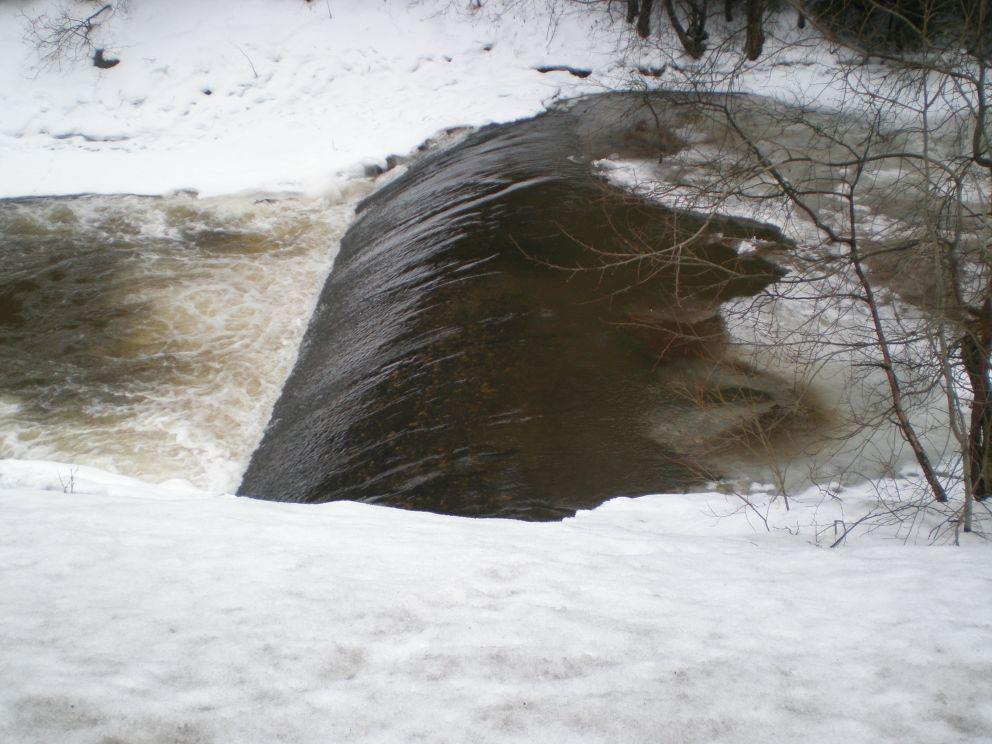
[962,298,992,507]
[662,0,705,57]
[627,0,639,24]
[637,0,654,37]
[744,0,765,61]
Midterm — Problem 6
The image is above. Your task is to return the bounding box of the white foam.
[0,187,373,491]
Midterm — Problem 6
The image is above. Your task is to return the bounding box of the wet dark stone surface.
[238,92,789,520]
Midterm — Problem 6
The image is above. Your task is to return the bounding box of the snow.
[1,461,990,744]
[0,0,871,200]
[0,0,626,198]
[1,2,991,742]
[0,0,955,201]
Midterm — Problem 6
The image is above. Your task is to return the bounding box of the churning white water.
[0,187,370,491]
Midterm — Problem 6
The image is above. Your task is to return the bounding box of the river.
[0,93,831,518]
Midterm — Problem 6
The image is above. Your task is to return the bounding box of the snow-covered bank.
[1,461,990,744]
[0,0,908,203]
[0,0,627,198]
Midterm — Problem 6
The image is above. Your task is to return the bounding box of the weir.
[238,93,800,519]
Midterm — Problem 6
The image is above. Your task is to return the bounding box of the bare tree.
[592,0,991,536]
[615,0,794,60]
[22,1,126,70]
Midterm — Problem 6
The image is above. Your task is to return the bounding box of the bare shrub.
[21,1,127,70]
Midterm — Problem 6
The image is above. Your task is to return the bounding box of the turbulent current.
[0,191,365,491]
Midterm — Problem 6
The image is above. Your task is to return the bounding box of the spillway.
[238,93,801,519]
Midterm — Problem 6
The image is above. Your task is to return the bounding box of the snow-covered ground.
[0,0,628,197]
[0,0,851,199]
[2,461,990,744]
[1,2,991,742]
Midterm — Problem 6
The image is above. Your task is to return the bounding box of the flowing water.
[240,94,824,519]
[1,93,834,517]
[0,190,366,491]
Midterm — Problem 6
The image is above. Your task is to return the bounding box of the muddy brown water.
[0,193,359,489]
[238,93,798,519]
[0,93,817,516]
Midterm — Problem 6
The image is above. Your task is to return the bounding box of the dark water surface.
[239,93,794,519]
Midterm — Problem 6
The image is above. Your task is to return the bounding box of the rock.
[92,49,120,70]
